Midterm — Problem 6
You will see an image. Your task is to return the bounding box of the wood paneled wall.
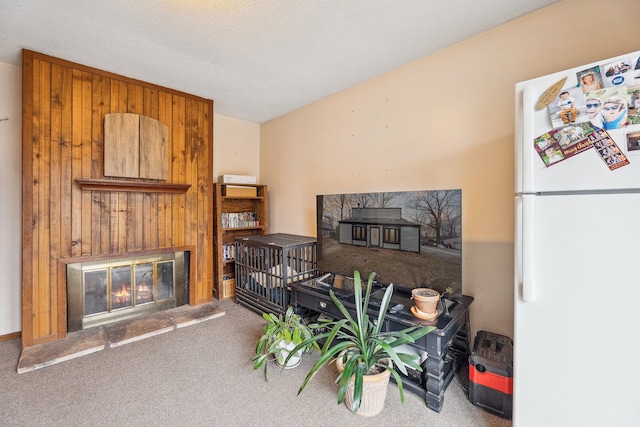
[21,50,214,347]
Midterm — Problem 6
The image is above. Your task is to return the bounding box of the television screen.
[316,189,462,297]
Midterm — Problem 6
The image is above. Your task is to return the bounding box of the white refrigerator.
[515,51,640,426]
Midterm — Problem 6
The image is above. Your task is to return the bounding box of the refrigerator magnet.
[535,77,568,110]
[588,129,630,170]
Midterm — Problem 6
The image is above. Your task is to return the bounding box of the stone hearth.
[17,303,224,374]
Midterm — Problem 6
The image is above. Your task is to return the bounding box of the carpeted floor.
[0,299,512,426]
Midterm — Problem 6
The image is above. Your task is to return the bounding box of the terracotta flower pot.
[411,288,440,315]
[335,355,392,417]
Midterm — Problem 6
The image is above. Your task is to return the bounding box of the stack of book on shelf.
[221,212,259,229]
[222,243,236,261]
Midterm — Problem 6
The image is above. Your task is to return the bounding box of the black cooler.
[468,330,513,419]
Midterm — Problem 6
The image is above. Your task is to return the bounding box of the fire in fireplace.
[67,252,187,332]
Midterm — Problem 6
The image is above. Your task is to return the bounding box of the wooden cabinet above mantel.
[104,113,169,180]
[75,179,191,193]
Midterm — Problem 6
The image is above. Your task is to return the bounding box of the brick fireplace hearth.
[17,303,225,373]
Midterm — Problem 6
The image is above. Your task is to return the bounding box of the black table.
[290,275,473,412]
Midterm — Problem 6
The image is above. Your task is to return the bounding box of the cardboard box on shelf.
[224,185,257,197]
[222,278,236,298]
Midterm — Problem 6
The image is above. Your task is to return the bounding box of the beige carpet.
[0,299,511,426]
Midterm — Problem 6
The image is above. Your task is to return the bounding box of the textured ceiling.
[1,0,558,123]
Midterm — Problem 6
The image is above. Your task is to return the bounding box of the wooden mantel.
[76,179,191,193]
[21,49,214,348]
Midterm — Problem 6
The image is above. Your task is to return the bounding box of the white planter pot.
[336,355,392,417]
[275,340,302,369]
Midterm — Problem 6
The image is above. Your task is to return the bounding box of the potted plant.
[287,270,435,416]
[438,286,456,316]
[411,288,440,316]
[252,306,319,380]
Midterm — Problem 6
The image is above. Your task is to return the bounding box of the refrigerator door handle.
[518,196,534,302]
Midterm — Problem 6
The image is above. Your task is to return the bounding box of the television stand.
[290,277,473,413]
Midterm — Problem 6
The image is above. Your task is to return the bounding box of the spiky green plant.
[287,270,435,415]
[252,306,319,380]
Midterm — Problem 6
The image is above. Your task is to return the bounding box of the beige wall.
[213,114,261,181]
[0,61,22,336]
[259,0,640,338]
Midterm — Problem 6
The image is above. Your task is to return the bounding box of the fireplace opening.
[67,252,188,332]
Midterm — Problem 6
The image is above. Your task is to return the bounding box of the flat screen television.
[316,189,462,297]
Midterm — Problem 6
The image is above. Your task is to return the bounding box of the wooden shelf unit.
[213,182,268,299]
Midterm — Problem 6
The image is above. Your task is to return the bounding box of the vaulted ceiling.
[1,0,558,123]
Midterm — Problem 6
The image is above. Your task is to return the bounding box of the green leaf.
[253,306,319,381]
[293,269,436,415]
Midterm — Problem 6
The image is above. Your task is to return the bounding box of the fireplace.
[66,252,188,332]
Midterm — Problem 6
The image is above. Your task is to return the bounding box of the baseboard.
[0,331,21,342]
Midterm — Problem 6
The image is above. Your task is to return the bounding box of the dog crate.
[235,233,318,315]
